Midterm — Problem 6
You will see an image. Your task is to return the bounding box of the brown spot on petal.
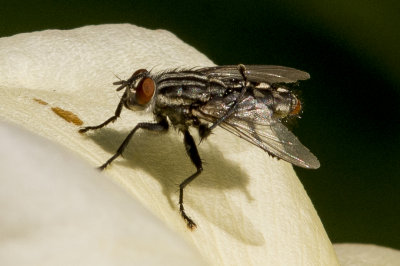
[51,107,83,126]
[33,98,48,105]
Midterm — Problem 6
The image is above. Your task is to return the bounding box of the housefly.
[79,64,320,229]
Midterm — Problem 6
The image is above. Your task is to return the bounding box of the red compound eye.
[135,77,155,105]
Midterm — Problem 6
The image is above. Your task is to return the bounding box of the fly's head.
[271,87,302,119]
[114,69,156,111]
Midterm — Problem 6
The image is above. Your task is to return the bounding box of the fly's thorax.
[270,88,302,119]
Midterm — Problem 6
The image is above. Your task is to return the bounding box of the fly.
[79,64,320,230]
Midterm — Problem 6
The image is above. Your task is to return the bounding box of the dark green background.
[2,1,399,249]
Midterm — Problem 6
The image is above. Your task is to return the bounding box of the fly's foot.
[78,127,91,134]
[180,207,197,230]
[98,155,117,171]
[98,163,108,171]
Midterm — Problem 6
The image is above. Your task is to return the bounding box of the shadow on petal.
[86,127,265,245]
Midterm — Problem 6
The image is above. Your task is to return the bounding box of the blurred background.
[1,0,399,249]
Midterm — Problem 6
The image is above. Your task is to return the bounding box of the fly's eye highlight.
[135,77,155,105]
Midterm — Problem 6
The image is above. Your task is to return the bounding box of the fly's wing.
[197,65,310,85]
[197,96,320,169]
[220,119,320,169]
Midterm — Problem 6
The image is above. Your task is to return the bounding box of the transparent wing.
[220,118,320,169]
[196,95,320,169]
[197,65,310,84]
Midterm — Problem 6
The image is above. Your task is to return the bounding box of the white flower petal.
[0,121,206,266]
[0,24,338,265]
[334,243,400,266]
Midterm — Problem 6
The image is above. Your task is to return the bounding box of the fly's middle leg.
[180,130,203,230]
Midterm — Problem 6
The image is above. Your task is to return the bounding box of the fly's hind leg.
[203,64,252,138]
[180,130,203,230]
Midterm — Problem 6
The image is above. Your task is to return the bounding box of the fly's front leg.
[99,117,169,170]
[180,130,203,230]
[200,64,252,140]
[79,89,128,133]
